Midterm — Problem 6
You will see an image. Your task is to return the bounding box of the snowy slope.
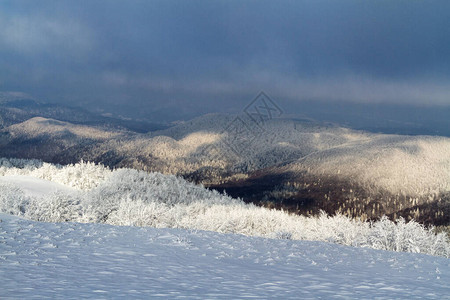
[1,159,449,257]
[1,213,449,299]
[147,114,450,196]
[284,135,450,196]
[0,175,75,197]
[6,117,126,140]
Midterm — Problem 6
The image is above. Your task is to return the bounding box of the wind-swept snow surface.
[1,213,449,299]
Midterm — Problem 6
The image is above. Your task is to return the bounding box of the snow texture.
[1,213,449,299]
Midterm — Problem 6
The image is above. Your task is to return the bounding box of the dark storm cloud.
[0,0,449,111]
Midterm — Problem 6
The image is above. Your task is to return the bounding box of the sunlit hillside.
[1,114,450,225]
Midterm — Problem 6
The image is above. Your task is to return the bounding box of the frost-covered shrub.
[0,158,449,257]
[0,158,111,190]
[0,183,28,216]
[362,216,450,256]
[25,191,82,223]
[273,231,293,240]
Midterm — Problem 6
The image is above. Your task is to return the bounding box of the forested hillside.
[1,113,449,225]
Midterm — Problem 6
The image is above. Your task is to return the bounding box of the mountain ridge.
[1,109,449,225]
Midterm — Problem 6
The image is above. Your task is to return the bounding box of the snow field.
[1,212,449,299]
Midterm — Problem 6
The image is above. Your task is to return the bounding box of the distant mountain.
[1,112,449,226]
[289,100,450,137]
[0,92,166,133]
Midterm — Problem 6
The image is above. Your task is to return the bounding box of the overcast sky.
[1,0,449,118]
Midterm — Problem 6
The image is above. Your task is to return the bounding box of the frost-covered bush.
[0,158,111,189]
[26,191,82,223]
[361,216,450,256]
[0,158,449,257]
[273,231,293,240]
[0,183,28,216]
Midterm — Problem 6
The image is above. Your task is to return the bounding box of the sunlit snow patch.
[0,175,75,198]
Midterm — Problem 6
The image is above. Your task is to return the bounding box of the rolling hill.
[1,112,449,225]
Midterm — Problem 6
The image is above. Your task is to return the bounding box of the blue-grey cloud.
[0,0,449,118]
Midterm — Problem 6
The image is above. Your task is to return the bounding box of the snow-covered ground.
[1,213,449,299]
[0,175,75,198]
[1,158,449,298]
